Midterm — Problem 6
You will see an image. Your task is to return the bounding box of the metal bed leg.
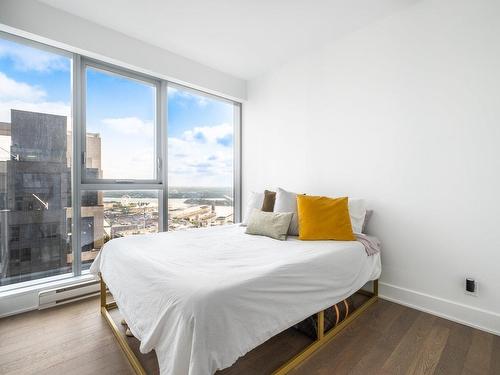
[99,273,147,375]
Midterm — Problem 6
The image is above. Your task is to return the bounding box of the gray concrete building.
[0,110,103,285]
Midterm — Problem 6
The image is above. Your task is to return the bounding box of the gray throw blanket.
[356,233,381,256]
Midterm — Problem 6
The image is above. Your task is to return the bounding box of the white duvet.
[90,225,381,375]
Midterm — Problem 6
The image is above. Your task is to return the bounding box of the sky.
[0,37,234,187]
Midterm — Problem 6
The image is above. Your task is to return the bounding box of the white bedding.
[90,225,381,375]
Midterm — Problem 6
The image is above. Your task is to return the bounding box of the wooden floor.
[0,297,498,375]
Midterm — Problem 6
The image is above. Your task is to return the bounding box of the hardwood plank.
[0,314,109,357]
[36,335,135,375]
[0,330,120,374]
[433,320,473,375]
[461,330,494,375]
[406,323,450,375]
[488,334,500,375]
[345,306,421,375]
[378,311,436,375]
[0,301,98,340]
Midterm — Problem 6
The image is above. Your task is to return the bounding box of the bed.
[90,224,381,375]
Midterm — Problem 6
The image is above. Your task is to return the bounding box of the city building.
[0,110,103,284]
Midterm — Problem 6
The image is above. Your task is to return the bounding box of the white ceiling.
[38,0,417,80]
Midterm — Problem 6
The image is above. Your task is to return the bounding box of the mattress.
[90,224,381,375]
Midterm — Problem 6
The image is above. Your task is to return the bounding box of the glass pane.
[167,86,234,230]
[80,190,159,269]
[0,37,72,286]
[85,67,156,180]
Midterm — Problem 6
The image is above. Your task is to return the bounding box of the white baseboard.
[379,282,500,336]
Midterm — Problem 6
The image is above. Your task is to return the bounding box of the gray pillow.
[245,209,294,240]
[362,210,373,233]
[273,187,301,236]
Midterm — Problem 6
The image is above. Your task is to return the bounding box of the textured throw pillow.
[241,192,264,226]
[348,199,367,234]
[297,195,355,241]
[274,187,301,235]
[261,190,276,212]
[245,209,293,240]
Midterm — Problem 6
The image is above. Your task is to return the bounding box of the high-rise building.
[0,110,103,285]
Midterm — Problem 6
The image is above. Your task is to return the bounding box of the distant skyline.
[0,36,234,187]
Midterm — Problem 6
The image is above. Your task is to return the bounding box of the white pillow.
[274,187,300,235]
[241,191,264,226]
[273,188,366,235]
[348,198,367,234]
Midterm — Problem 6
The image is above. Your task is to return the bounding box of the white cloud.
[102,117,153,135]
[0,72,70,122]
[101,145,155,180]
[167,86,211,108]
[0,100,70,123]
[168,124,234,187]
[183,123,233,145]
[197,97,208,107]
[95,118,155,179]
[0,72,46,102]
[0,41,69,72]
[167,86,179,97]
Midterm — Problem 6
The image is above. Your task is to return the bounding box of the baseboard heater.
[38,280,100,309]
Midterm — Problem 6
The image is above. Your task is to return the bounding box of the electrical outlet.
[465,278,478,296]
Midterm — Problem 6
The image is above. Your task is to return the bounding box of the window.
[0,35,73,286]
[0,31,241,293]
[10,226,20,242]
[20,248,31,262]
[84,65,158,181]
[78,61,163,270]
[167,85,238,230]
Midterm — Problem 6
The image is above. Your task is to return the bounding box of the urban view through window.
[0,36,235,286]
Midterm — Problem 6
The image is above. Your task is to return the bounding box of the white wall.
[0,0,246,101]
[243,0,500,334]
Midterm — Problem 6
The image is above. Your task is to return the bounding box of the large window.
[167,86,236,230]
[0,36,73,286]
[84,65,158,181]
[0,31,241,291]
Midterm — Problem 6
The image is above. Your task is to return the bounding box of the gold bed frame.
[99,273,378,375]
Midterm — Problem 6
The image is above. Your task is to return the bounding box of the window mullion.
[233,103,242,223]
[160,80,168,232]
[72,53,83,277]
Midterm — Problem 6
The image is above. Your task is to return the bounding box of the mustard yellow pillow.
[297,195,355,241]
